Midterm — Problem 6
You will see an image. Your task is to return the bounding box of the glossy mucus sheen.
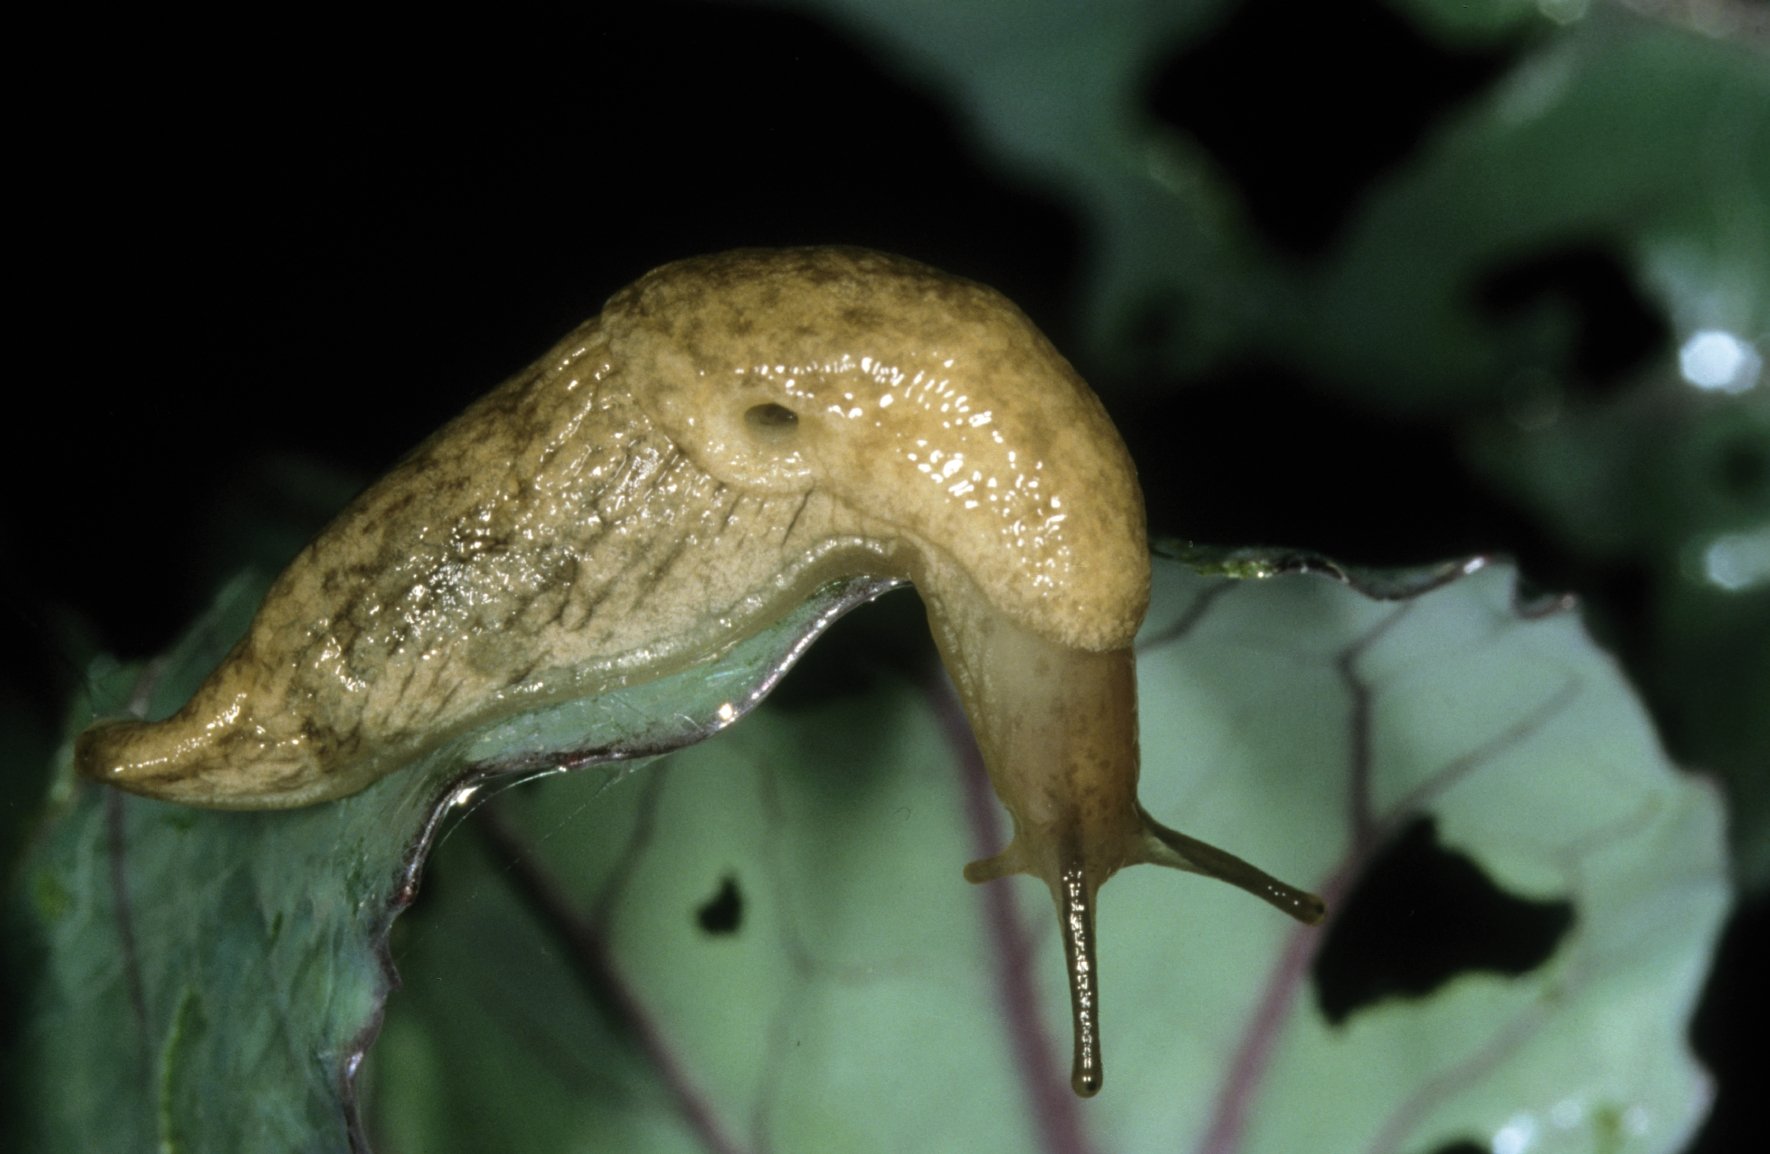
[75,247,1323,1096]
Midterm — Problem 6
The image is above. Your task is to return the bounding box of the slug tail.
[1135,808,1326,925]
[74,703,339,810]
[76,717,189,794]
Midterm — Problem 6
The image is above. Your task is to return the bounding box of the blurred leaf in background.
[767,0,1770,888]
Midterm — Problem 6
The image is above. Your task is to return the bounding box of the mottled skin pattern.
[76,247,1321,1096]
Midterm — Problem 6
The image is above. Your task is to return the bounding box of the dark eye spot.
[744,402,799,443]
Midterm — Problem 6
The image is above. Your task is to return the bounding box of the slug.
[75,246,1323,1096]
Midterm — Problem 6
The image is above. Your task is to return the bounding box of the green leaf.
[12,547,1717,1152]
[5,572,900,1154]
[367,551,1725,1152]
[1290,10,1770,409]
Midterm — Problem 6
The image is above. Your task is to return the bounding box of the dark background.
[5,3,1764,1151]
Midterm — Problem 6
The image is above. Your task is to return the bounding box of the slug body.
[77,247,1321,1095]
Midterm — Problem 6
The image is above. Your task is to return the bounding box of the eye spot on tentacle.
[743,402,799,444]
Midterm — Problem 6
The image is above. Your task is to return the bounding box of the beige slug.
[76,246,1322,1095]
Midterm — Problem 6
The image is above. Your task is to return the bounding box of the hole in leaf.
[1312,817,1574,1024]
[1145,0,1520,256]
[1474,244,1670,394]
[696,874,744,936]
